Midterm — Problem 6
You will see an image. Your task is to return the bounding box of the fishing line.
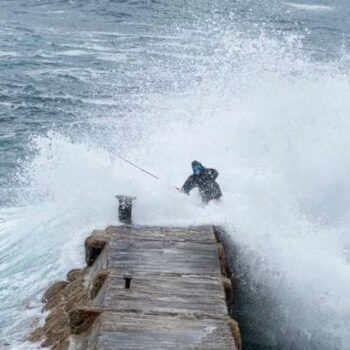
[117,155,160,180]
[116,155,182,192]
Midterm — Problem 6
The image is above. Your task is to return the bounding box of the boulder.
[91,271,108,299]
[69,307,101,334]
[28,327,44,342]
[229,318,241,350]
[84,236,107,266]
[42,306,70,347]
[42,281,68,310]
[222,276,232,301]
[67,268,84,282]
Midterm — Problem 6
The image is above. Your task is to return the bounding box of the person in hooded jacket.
[181,161,222,203]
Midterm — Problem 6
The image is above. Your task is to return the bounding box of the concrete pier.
[33,225,240,349]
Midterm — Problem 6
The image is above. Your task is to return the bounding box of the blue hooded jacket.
[182,161,222,202]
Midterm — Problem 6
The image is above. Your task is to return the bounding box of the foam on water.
[1,3,350,349]
[284,2,335,11]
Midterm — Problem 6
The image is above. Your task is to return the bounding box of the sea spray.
[1,1,350,349]
[108,23,350,349]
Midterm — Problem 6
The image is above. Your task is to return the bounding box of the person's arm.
[182,175,197,194]
[206,168,218,180]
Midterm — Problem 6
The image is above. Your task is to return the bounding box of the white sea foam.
[59,49,90,56]
[95,29,350,349]
[0,51,20,57]
[284,2,335,11]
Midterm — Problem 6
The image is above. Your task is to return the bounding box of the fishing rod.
[118,155,160,180]
[116,155,182,192]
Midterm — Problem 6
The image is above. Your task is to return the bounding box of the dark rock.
[91,271,108,299]
[222,276,232,300]
[63,278,90,312]
[84,236,107,266]
[229,318,241,350]
[67,268,84,282]
[52,339,70,350]
[42,306,70,347]
[28,327,44,342]
[69,307,101,334]
[42,281,68,310]
[217,243,231,277]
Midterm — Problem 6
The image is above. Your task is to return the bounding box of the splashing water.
[1,1,350,349]
[284,2,335,12]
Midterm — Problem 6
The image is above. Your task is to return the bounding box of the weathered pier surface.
[89,225,238,349]
[33,225,240,350]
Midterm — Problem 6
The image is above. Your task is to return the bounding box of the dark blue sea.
[0,0,350,349]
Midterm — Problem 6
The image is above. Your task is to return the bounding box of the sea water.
[0,0,350,349]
